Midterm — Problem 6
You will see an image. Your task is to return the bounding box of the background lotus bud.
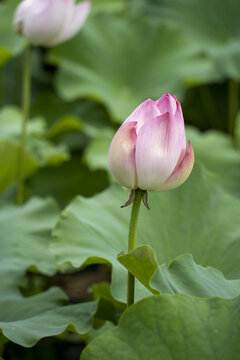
[14,0,91,47]
[108,94,194,192]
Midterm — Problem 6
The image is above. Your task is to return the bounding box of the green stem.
[16,46,31,205]
[127,189,143,307]
[228,79,239,138]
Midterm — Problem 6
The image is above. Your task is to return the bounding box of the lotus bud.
[14,0,90,47]
[108,94,194,197]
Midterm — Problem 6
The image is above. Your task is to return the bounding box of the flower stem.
[16,46,31,205]
[228,78,238,139]
[127,188,143,307]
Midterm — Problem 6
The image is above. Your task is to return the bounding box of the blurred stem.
[16,46,31,205]
[228,79,238,138]
[127,189,143,307]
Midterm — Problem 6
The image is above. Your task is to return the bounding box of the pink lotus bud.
[14,0,90,47]
[108,94,194,192]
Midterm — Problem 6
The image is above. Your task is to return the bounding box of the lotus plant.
[108,94,194,306]
[13,0,90,204]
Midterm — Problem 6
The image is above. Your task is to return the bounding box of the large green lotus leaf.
[186,127,240,197]
[0,195,99,348]
[0,0,26,67]
[81,294,240,360]
[0,287,97,347]
[51,164,240,303]
[0,197,59,294]
[84,321,115,344]
[118,246,240,298]
[144,0,240,79]
[49,15,216,121]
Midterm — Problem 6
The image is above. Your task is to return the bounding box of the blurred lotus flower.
[108,94,194,193]
[14,0,90,47]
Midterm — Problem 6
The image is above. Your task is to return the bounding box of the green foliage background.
[0,0,240,359]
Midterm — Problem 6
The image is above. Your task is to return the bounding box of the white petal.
[14,0,33,34]
[154,141,194,191]
[50,1,90,46]
[157,93,177,115]
[125,99,161,133]
[135,113,186,191]
[108,121,138,189]
[22,0,68,46]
